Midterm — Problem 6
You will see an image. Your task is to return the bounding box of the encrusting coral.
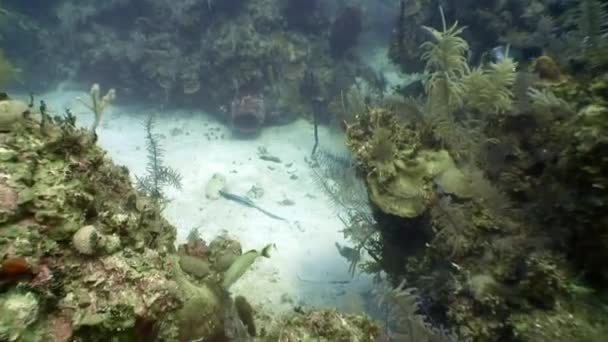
[347,107,470,218]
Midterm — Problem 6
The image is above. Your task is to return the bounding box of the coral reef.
[262,309,381,342]
[0,93,382,341]
[0,0,371,129]
[347,107,470,218]
[0,100,181,340]
[347,94,608,342]
[2,0,607,340]
[344,9,608,341]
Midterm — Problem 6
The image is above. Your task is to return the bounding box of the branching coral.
[77,83,115,134]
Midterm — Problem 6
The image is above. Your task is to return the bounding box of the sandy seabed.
[41,87,376,316]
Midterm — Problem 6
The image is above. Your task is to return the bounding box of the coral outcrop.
[347,107,470,218]
[230,94,266,136]
[344,11,608,341]
[0,94,381,341]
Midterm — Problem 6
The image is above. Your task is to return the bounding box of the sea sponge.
[229,95,265,135]
[205,173,226,200]
[532,55,561,82]
[179,255,211,279]
[72,225,105,255]
[209,236,242,271]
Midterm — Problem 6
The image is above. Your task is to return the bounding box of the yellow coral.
[367,149,470,218]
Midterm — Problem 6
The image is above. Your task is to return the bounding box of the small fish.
[219,190,287,221]
[335,242,360,262]
[491,45,510,62]
[490,44,522,63]
[222,244,275,289]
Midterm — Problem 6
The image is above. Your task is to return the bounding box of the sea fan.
[310,150,377,275]
[311,150,370,214]
[136,116,182,205]
[373,279,457,341]
[431,197,472,258]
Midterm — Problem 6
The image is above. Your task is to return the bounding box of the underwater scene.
[0,0,607,341]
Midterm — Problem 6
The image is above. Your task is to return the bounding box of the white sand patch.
[39,89,374,315]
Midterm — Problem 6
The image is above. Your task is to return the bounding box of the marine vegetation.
[0,0,606,341]
[420,10,469,120]
[418,9,517,161]
[136,115,182,206]
[344,6,608,341]
[310,150,378,276]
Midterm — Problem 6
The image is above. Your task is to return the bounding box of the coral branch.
[77,83,115,134]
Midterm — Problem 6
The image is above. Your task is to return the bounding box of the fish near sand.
[205,173,288,221]
[222,243,275,289]
[219,190,288,221]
